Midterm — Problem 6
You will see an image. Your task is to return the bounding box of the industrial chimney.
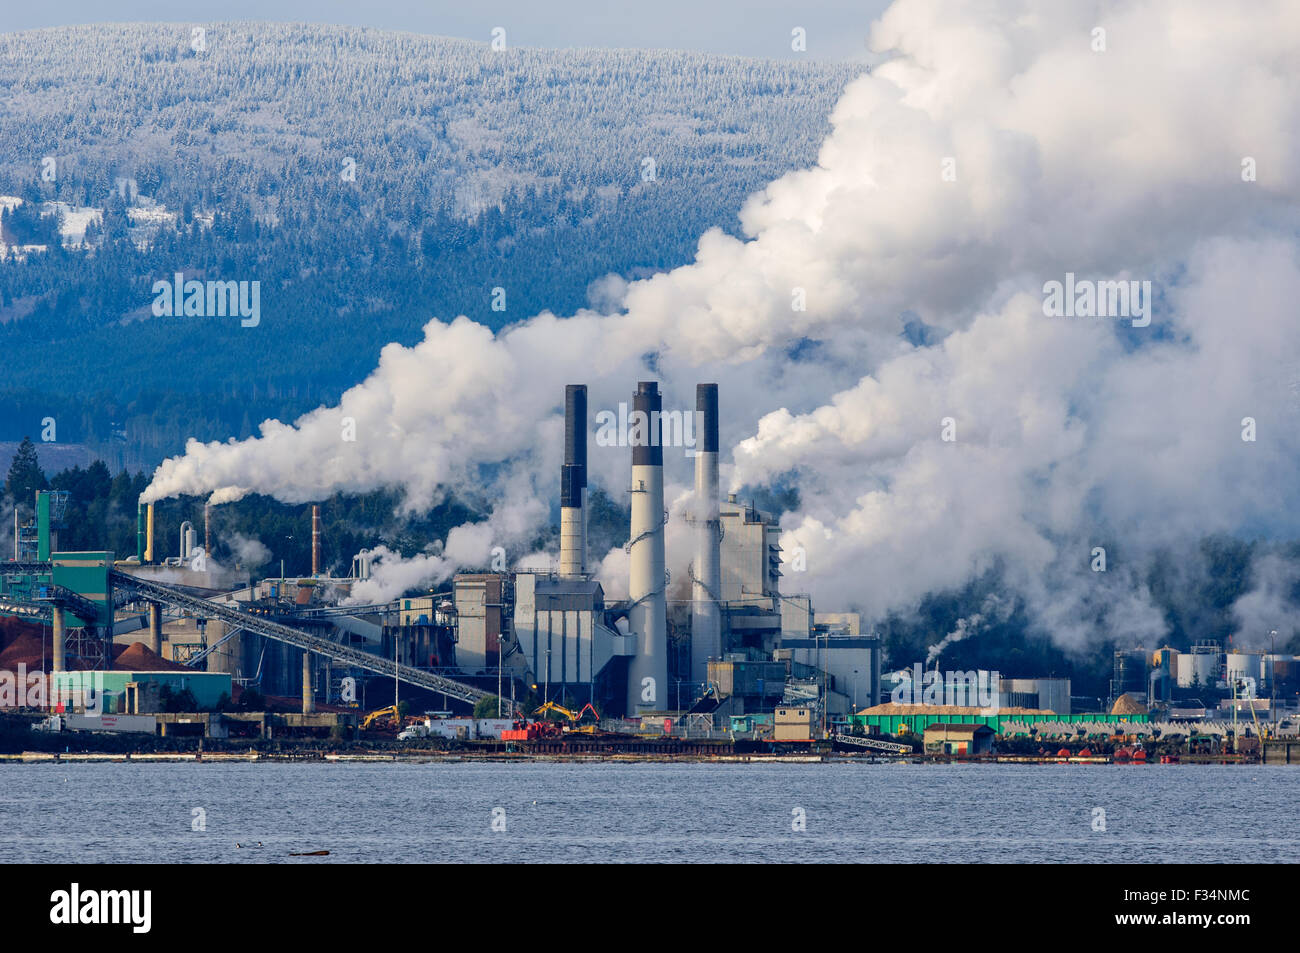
[145,503,155,564]
[626,381,668,714]
[690,383,722,688]
[311,505,322,577]
[204,503,211,558]
[559,384,588,577]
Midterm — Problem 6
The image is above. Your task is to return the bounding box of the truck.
[34,713,157,734]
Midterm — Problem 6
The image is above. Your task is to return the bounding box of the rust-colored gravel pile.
[0,630,53,670]
[112,641,190,672]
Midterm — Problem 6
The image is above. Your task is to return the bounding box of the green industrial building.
[51,670,232,714]
[847,710,1150,736]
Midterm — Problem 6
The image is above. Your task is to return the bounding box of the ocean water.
[1,761,1295,863]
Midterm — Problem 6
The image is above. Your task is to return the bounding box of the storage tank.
[1225,652,1263,687]
[1263,654,1293,688]
[1177,651,1219,689]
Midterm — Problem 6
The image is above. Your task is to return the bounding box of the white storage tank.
[1225,652,1263,690]
[1177,651,1220,689]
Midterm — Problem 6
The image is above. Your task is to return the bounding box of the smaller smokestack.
[137,503,145,563]
[145,503,155,563]
[204,504,211,558]
[311,504,322,577]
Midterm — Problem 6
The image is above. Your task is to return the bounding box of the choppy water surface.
[1,761,1295,863]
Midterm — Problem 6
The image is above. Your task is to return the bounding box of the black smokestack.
[633,381,662,467]
[697,383,719,453]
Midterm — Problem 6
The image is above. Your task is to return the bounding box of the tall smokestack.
[145,503,155,563]
[137,503,145,563]
[627,381,667,713]
[311,505,322,577]
[204,504,211,558]
[691,383,722,689]
[559,384,588,577]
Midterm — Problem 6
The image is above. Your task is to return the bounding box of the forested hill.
[0,23,861,467]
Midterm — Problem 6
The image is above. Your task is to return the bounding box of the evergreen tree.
[4,436,48,506]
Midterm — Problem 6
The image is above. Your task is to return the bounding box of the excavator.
[361,705,402,732]
[533,701,601,735]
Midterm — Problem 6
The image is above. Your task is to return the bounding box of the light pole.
[1269,629,1278,732]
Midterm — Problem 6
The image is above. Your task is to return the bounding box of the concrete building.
[510,573,633,707]
[452,573,508,671]
[999,677,1071,715]
[718,494,782,609]
[923,723,996,755]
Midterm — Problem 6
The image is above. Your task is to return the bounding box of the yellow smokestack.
[145,503,155,563]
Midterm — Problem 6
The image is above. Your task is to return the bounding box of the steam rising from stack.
[626,381,668,713]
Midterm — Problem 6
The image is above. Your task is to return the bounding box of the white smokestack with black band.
[559,384,588,577]
[627,381,668,713]
[691,383,722,688]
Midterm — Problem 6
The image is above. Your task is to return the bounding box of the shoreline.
[0,750,1271,765]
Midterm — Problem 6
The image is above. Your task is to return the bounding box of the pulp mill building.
[0,380,881,726]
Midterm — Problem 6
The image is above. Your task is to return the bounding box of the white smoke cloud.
[227,532,271,569]
[142,1,1300,651]
[925,594,1012,665]
[1229,551,1300,650]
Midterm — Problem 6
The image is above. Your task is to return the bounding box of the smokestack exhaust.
[626,381,667,714]
[691,383,722,688]
[311,505,322,577]
[559,384,588,577]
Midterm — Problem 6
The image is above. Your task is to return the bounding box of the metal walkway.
[109,571,506,711]
[832,733,912,754]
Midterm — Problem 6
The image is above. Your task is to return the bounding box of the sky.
[0,0,888,60]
